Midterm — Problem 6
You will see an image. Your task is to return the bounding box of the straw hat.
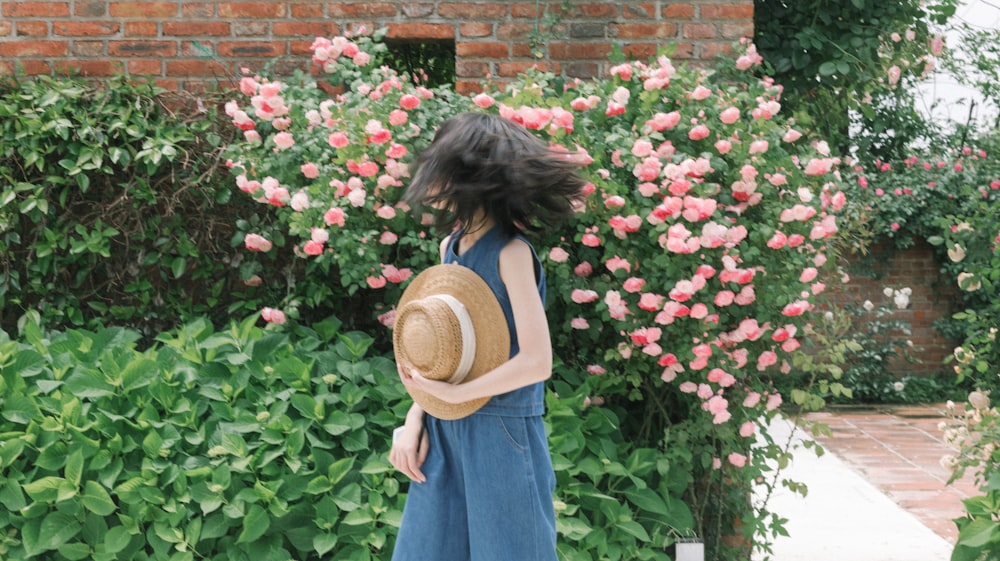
[393,264,510,420]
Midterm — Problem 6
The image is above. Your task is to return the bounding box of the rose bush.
[223,32,847,560]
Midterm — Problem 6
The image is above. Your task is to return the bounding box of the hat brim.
[393,264,511,420]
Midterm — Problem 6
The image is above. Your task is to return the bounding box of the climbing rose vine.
[223,32,847,558]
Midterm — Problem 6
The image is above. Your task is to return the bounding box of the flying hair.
[404,112,588,236]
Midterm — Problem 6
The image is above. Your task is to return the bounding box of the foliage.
[940,395,1000,561]
[222,31,848,559]
[0,74,282,337]
[753,0,957,159]
[0,314,409,561]
[939,23,1000,129]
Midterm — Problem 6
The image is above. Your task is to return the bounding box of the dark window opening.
[383,39,456,88]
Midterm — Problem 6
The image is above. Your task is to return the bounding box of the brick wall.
[831,238,961,377]
[0,1,754,92]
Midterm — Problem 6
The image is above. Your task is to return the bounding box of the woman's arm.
[400,238,553,403]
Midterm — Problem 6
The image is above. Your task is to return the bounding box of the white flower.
[863,300,874,311]
[969,391,991,410]
[948,244,966,262]
[893,292,910,309]
[957,272,981,291]
[883,287,894,297]
[893,381,905,392]
[940,455,958,471]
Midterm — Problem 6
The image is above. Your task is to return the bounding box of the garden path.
[759,404,978,560]
[803,404,978,544]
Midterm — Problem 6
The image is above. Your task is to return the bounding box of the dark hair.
[404,112,587,236]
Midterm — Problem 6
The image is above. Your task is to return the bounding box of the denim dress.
[391,224,558,561]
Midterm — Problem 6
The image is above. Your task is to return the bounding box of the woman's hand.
[388,408,429,483]
[399,367,467,404]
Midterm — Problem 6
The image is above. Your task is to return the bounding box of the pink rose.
[303,240,324,256]
[473,93,495,108]
[260,307,287,325]
[727,453,747,467]
[301,162,320,179]
[244,233,273,252]
[399,94,421,110]
[688,124,710,141]
[719,107,740,124]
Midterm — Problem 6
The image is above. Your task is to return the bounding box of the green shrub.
[0,74,284,336]
[0,315,409,560]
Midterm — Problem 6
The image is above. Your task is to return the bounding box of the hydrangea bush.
[223,32,847,560]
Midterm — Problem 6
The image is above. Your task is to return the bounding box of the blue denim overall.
[391,225,558,561]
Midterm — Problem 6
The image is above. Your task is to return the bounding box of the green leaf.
[121,358,158,392]
[82,480,117,515]
[818,61,838,76]
[103,526,133,554]
[65,448,84,487]
[57,542,92,560]
[956,518,1000,548]
[616,519,650,541]
[2,394,42,424]
[23,476,67,502]
[236,504,270,544]
[40,511,82,551]
[314,533,338,556]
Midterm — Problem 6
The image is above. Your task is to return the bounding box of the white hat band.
[427,294,477,384]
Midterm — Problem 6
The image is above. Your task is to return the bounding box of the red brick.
[623,43,658,59]
[166,59,230,77]
[218,3,287,18]
[216,41,284,57]
[623,3,656,18]
[456,79,484,95]
[456,41,509,58]
[670,42,695,59]
[663,3,695,18]
[109,41,177,57]
[497,23,532,40]
[110,2,178,18]
[72,41,106,57]
[182,3,216,18]
[683,23,717,39]
[722,23,754,39]
[55,59,122,77]
[54,21,121,37]
[16,21,48,37]
[125,22,159,36]
[510,3,540,18]
[387,23,454,40]
[0,40,69,57]
[702,4,755,19]
[4,2,70,17]
[549,42,612,60]
[1,60,52,75]
[497,61,559,77]
[128,59,162,75]
[327,2,398,17]
[611,23,679,39]
[163,22,231,36]
[234,21,270,36]
[438,3,507,19]
[401,3,435,18]
[0,21,12,36]
[700,41,735,59]
[292,3,324,18]
[564,61,600,79]
[460,22,494,38]
[274,22,336,38]
[576,3,619,18]
[75,1,107,17]
[511,43,534,58]
[456,60,489,77]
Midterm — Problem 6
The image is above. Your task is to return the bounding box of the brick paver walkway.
[801,404,980,544]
